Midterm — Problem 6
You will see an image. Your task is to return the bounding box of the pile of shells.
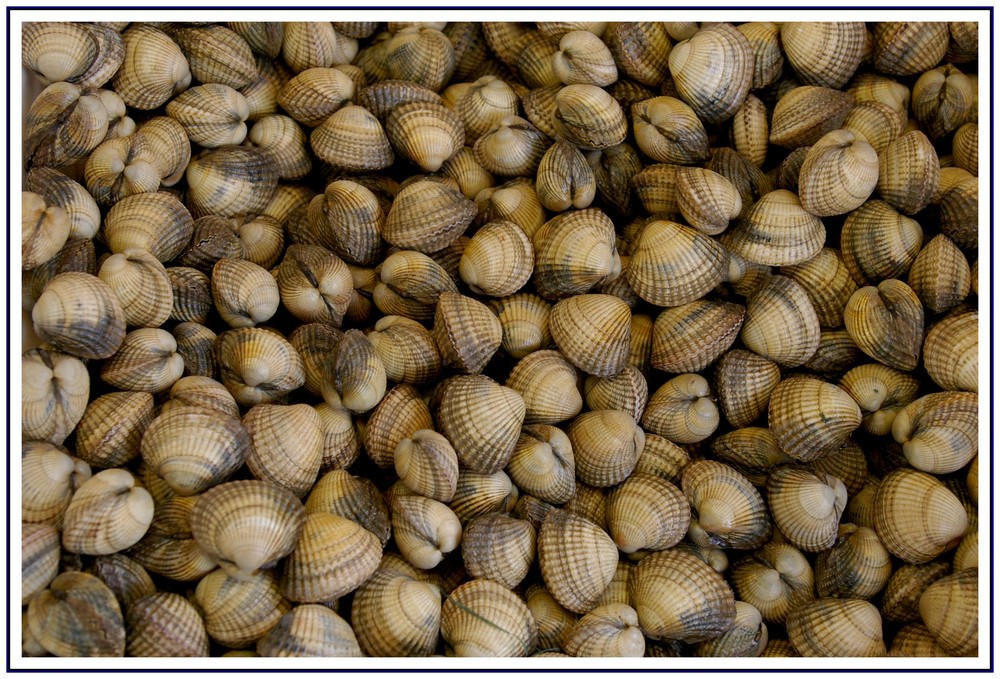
[21,18,980,660]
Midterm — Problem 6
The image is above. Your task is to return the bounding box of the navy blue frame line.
[7,5,994,673]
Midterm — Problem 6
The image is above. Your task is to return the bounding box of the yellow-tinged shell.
[244,403,323,497]
[532,208,621,300]
[723,190,825,267]
[311,104,394,171]
[839,363,921,436]
[536,139,596,212]
[877,130,940,215]
[449,468,519,525]
[668,23,752,124]
[98,327,184,393]
[605,22,671,87]
[112,24,191,110]
[126,495,217,582]
[798,129,879,217]
[278,67,355,127]
[736,22,783,89]
[74,390,153,469]
[386,101,464,172]
[305,470,390,546]
[22,191,70,271]
[169,24,256,90]
[952,123,978,176]
[279,512,381,602]
[351,565,442,656]
[628,547,737,643]
[584,366,648,422]
[247,115,312,180]
[551,30,617,86]
[740,275,822,368]
[814,524,892,600]
[505,350,582,424]
[22,522,61,606]
[61,468,154,556]
[631,96,709,165]
[569,410,644,487]
[881,561,952,623]
[431,292,503,375]
[780,248,858,328]
[274,244,352,326]
[768,376,862,462]
[923,310,978,392]
[125,592,209,657]
[256,605,361,657]
[31,272,125,360]
[920,567,978,656]
[461,513,536,589]
[563,603,645,657]
[908,234,972,314]
[731,541,815,624]
[194,569,291,649]
[642,374,719,445]
[710,427,791,488]
[171,321,217,376]
[564,483,607,532]
[441,578,537,657]
[682,460,770,550]
[786,598,886,657]
[538,509,618,615]
[712,350,781,429]
[384,28,455,92]
[394,429,459,503]
[651,300,744,375]
[525,584,578,651]
[308,180,383,266]
[384,179,476,254]
[841,200,923,284]
[508,424,576,505]
[25,83,109,170]
[606,472,689,553]
[554,84,627,150]
[185,146,278,218]
[627,219,727,307]
[102,191,194,263]
[25,167,100,241]
[874,468,968,564]
[166,83,249,148]
[22,347,89,447]
[22,442,91,529]
[367,315,441,385]
[189,479,305,580]
[489,292,553,359]
[362,383,434,469]
[844,279,925,372]
[22,22,112,86]
[97,248,173,328]
[215,327,305,406]
[890,623,951,657]
[780,22,867,88]
[634,433,691,486]
[892,391,978,475]
[391,494,462,570]
[767,467,848,553]
[459,220,534,297]
[769,86,853,148]
[872,22,949,76]
[841,101,904,155]
[27,571,125,657]
[437,373,525,474]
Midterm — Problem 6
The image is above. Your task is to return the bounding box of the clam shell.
[844,279,924,372]
[632,96,710,165]
[923,310,978,392]
[736,22,783,89]
[171,321,217,377]
[642,374,719,445]
[22,522,61,606]
[459,220,534,297]
[554,83,627,150]
[731,541,814,624]
[125,592,209,657]
[394,429,459,503]
[362,383,434,469]
[384,179,476,254]
[538,509,619,615]
[781,248,858,328]
[194,569,291,649]
[873,468,968,564]
[710,427,791,488]
[768,376,862,462]
[769,86,853,148]
[256,605,361,657]
[872,22,949,76]
[278,67,355,126]
[881,561,952,623]
[22,347,89,447]
[564,483,607,532]
[22,191,70,271]
[767,467,847,552]
[569,410,644,487]
[166,83,250,148]
[358,78,442,122]
[25,83,109,170]
[682,460,770,550]
[508,424,576,505]
[22,442,91,529]
[525,584,578,651]
[787,598,886,657]
[461,513,536,589]
[634,433,691,486]
[552,30,617,86]
[438,374,525,474]
[798,129,879,217]
[247,115,312,180]
[449,468,519,524]
[586,142,644,215]
[384,28,455,92]
[713,350,781,429]
[939,176,978,251]
[877,130,940,215]
[432,292,503,374]
[305,470,390,546]
[488,292,553,359]
[584,366,648,422]
[189,479,306,579]
[126,496,217,582]
[311,104,394,171]
[606,22,671,87]
[606,472,689,553]
[25,167,100,241]
[391,494,462,570]
[113,24,191,110]
[890,623,951,657]
[781,22,867,88]
[651,300,744,374]
[841,199,923,284]
[98,249,173,329]
[952,123,978,175]
[628,548,737,643]
[27,571,125,657]
[668,23,752,124]
[892,391,978,475]
[185,146,277,218]
[563,603,645,657]
[532,208,621,300]
[506,350,583,424]
[367,315,441,385]
[307,180,383,266]
[908,234,972,314]
[31,272,125,360]
[627,219,727,307]
[61,468,154,556]
[441,579,537,657]
[815,524,892,600]
[740,274,822,368]
[386,101,464,172]
[245,403,324,497]
[215,327,305,406]
[279,512,381,602]
[74,391,153,469]
[536,139,596,212]
[351,566,442,657]
[841,101,904,155]
[99,327,185,393]
[722,189,825,267]
[103,191,194,263]
[920,568,978,656]
[676,166,742,234]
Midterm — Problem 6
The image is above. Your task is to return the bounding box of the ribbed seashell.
[563,603,645,657]
[524,584,577,651]
[549,30,616,87]
[278,67,354,127]
[735,22,783,89]
[439,146,496,201]
[724,189,825,268]
[83,134,160,207]
[122,591,208,657]
[31,272,125,360]
[194,569,291,649]
[22,522,61,605]
[226,21,284,58]
[458,220,534,297]
[102,191,194,263]
[642,374,719,444]
[185,145,277,218]
[362,383,434,469]
[23,238,97,313]
[606,472,689,553]
[488,292,552,359]
[843,279,924,372]
[841,200,923,285]
[162,376,239,419]
[583,142,641,216]
[568,410,644,487]
[351,565,442,656]
[434,374,523,474]
[189,479,305,580]
[170,321,216,377]
[357,78,442,123]
[282,23,355,72]
[460,513,536,589]
[798,129,879,217]
[322,329,384,414]
[911,64,975,141]
[920,567,978,656]
[780,248,858,329]
[770,145,810,193]
[391,495,462,570]
[441,578,537,657]
[273,244,352,326]
[682,460,770,550]
[841,101,904,155]
[767,467,847,553]
[303,470,389,546]
[453,75,518,142]
[21,347,88,447]
[21,22,108,86]
[892,391,978,475]
[449,468,519,524]
[731,541,814,624]
[97,249,172,328]
[392,429,458,502]
[506,350,582,424]
[514,31,561,88]
[604,22,671,87]
[631,96,709,165]
[773,361,864,450]
[848,72,911,130]
[890,623,951,657]
[25,168,100,240]
[952,123,978,176]
[507,424,576,505]
[675,167,742,234]
[444,22,494,82]
[73,390,153,469]
[215,326,305,406]
[385,101,464,173]
[872,22,949,76]
[256,605,361,657]
[307,180,383,266]
[366,315,440,385]
[532,208,619,300]
[838,363,920,436]
[553,84,627,150]
[633,433,690,486]
[877,130,940,216]
[168,24,256,90]
[780,22,867,88]
[246,115,311,180]
[710,427,791,488]
[786,598,886,657]
[627,218,727,307]
[240,54,290,122]
[126,495,216,581]
[769,86,853,148]
[477,181,545,243]
[548,293,630,378]
[881,561,952,623]
[814,524,892,600]
[112,25,191,110]
[26,571,125,657]
[534,139,595,212]
[668,23,751,124]
[939,175,977,251]
[279,512,381,603]
[923,310,977,393]
[584,365,648,422]
[22,442,91,529]
[650,300,744,375]
[538,509,618,615]
[22,192,70,271]
[740,274,821,368]
[946,20,978,62]
[427,291,502,374]
[729,94,769,169]
[874,468,968,564]
[383,28,455,92]
[209,258,279,328]
[563,482,607,531]
[712,351,780,430]
[166,83,250,148]
[628,547,737,642]
[593,560,632,609]
[243,404,323,497]
[383,179,475,253]
[25,83,109,169]
[60,468,153,556]
[311,402,359,473]
[473,115,549,177]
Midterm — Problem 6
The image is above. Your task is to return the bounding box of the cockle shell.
[538,509,618,615]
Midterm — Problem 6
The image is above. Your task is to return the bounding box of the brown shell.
[786,598,886,657]
[731,541,814,624]
[538,509,619,615]
[923,310,978,393]
[606,472,689,554]
[351,565,442,657]
[781,22,867,89]
[441,578,537,657]
[627,219,728,307]
[713,350,781,429]
[723,189,825,267]
[877,130,940,215]
[872,22,949,76]
[767,467,848,553]
[651,300,744,375]
[668,23,752,125]
[549,294,631,378]
[437,374,525,474]
[740,274,822,368]
[892,391,978,475]
[769,86,853,148]
[844,279,925,372]
[683,460,771,550]
[27,571,126,657]
[768,376,862,462]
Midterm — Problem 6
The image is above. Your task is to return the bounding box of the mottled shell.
[390,494,462,570]
[786,598,886,657]
[642,374,719,445]
[441,578,537,657]
[628,548,737,643]
[584,366,648,422]
[61,468,154,556]
[459,220,534,297]
[676,166,742,235]
[256,605,361,657]
[736,22,783,89]
[166,83,250,148]
[881,561,952,623]
[279,512,380,602]
[351,566,442,657]
[215,327,305,406]
[668,23,752,124]
[769,86,853,148]
[874,468,968,565]
[386,101,465,172]
[781,22,867,88]
[768,376,862,462]
[815,524,892,600]
[767,467,848,553]
[508,424,576,505]
[877,130,940,215]
[278,67,355,126]
[563,603,645,657]
[506,350,583,424]
[102,191,194,263]
[394,429,459,503]
[126,495,216,582]
[872,22,949,76]
[538,509,618,615]
[25,168,100,241]
[112,24,191,110]
[185,146,278,218]
[532,208,621,300]
[461,513,536,589]
[923,310,978,393]
[841,200,923,284]
[683,460,770,550]
[244,404,323,497]
[73,390,153,469]
[536,139,596,212]
[723,190,825,267]
[437,374,525,474]
[919,567,978,656]
[31,272,125,360]
[97,249,172,328]
[189,479,305,580]
[892,391,978,475]
[731,541,815,624]
[569,410,644,488]
[606,472,689,553]
[22,442,91,529]
[384,179,476,253]
[25,83,109,170]
[631,96,709,165]
[651,300,744,375]
[27,571,126,657]
[844,279,925,372]
[839,363,921,436]
[890,623,951,657]
[627,219,727,307]
[367,315,441,385]
[194,569,291,649]
[740,275,822,368]
[362,383,434,469]
[908,234,972,314]
[384,28,455,92]
[22,347,89,447]
[553,84,627,150]
[125,592,209,657]
[798,129,879,217]
[22,522,61,606]
[841,101,904,155]
[305,470,390,546]
[431,292,503,375]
